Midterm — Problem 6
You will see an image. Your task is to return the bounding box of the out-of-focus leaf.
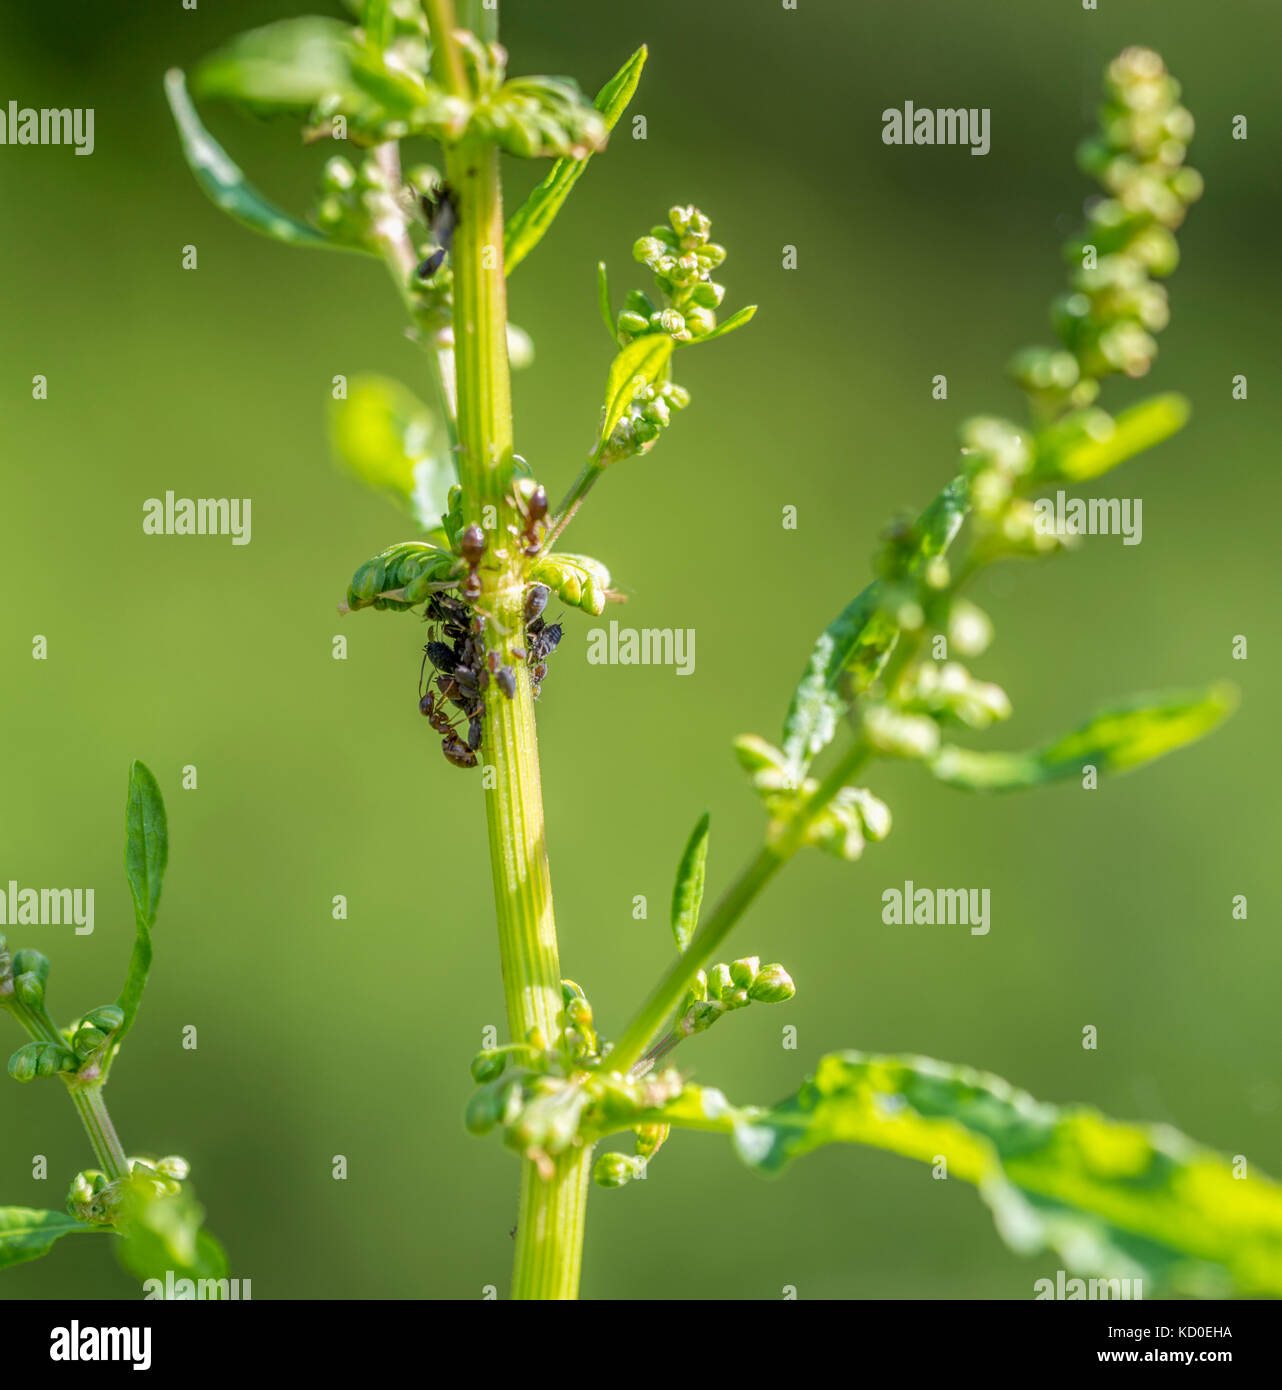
[116,761,168,1049]
[116,1175,228,1292]
[595,334,674,457]
[330,375,454,531]
[928,683,1237,791]
[688,304,757,345]
[707,1052,1282,1297]
[670,812,710,953]
[505,46,647,274]
[1035,393,1190,483]
[781,476,969,777]
[165,69,359,253]
[193,17,369,115]
[0,1208,104,1271]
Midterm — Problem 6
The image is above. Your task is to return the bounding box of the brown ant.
[460,524,486,602]
[516,486,548,558]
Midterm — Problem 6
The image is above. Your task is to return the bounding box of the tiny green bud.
[8,1040,77,1082]
[617,310,650,336]
[748,964,796,1004]
[155,1155,190,1181]
[729,957,761,989]
[633,236,666,264]
[593,1151,647,1188]
[69,1171,95,1206]
[706,963,733,1000]
[12,949,49,1007]
[471,1050,507,1084]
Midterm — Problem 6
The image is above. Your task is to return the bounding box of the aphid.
[460,524,486,602]
[424,639,458,674]
[496,666,517,699]
[525,584,549,624]
[415,183,458,279]
[533,622,563,661]
[467,715,483,751]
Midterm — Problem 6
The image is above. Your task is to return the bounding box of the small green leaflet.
[0,1208,105,1272]
[780,475,969,777]
[595,334,675,457]
[1036,393,1190,483]
[928,683,1237,791]
[597,262,617,344]
[116,761,169,1049]
[720,1051,1282,1297]
[670,813,710,953]
[505,46,647,275]
[689,304,757,345]
[165,69,360,254]
[329,374,454,532]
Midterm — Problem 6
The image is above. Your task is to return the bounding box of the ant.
[415,183,458,280]
[460,524,486,602]
[514,486,548,558]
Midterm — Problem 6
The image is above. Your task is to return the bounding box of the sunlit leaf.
[670,812,710,953]
[329,374,454,531]
[1035,393,1190,483]
[115,1174,228,1291]
[928,683,1237,791]
[688,304,757,345]
[679,1052,1282,1297]
[781,476,969,777]
[595,334,674,457]
[164,69,358,253]
[505,46,647,274]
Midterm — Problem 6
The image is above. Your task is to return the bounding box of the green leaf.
[595,334,675,457]
[597,262,617,344]
[164,69,355,254]
[329,375,454,531]
[724,1051,1282,1297]
[0,1208,104,1271]
[192,17,367,116]
[670,812,710,953]
[1036,393,1190,483]
[688,304,758,345]
[505,46,647,275]
[781,475,969,777]
[928,683,1237,792]
[116,761,168,1048]
[115,1175,228,1291]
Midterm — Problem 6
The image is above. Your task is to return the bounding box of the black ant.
[415,183,458,280]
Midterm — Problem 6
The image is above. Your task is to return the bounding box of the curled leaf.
[164,69,356,253]
[530,552,611,616]
[725,1051,1282,1297]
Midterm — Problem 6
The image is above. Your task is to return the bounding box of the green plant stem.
[545,460,604,552]
[66,1082,129,1183]
[511,1146,592,1299]
[429,0,582,1301]
[610,738,872,1074]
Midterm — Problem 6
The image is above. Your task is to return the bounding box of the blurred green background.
[1,0,1278,1300]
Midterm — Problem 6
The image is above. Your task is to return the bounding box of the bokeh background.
[1,0,1278,1299]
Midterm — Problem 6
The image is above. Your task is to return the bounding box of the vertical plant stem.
[512,1147,592,1300]
[66,1083,129,1183]
[429,0,585,1298]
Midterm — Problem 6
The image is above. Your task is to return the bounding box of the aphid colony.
[418,521,564,770]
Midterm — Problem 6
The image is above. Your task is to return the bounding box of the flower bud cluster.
[673,957,797,1036]
[1014,47,1201,413]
